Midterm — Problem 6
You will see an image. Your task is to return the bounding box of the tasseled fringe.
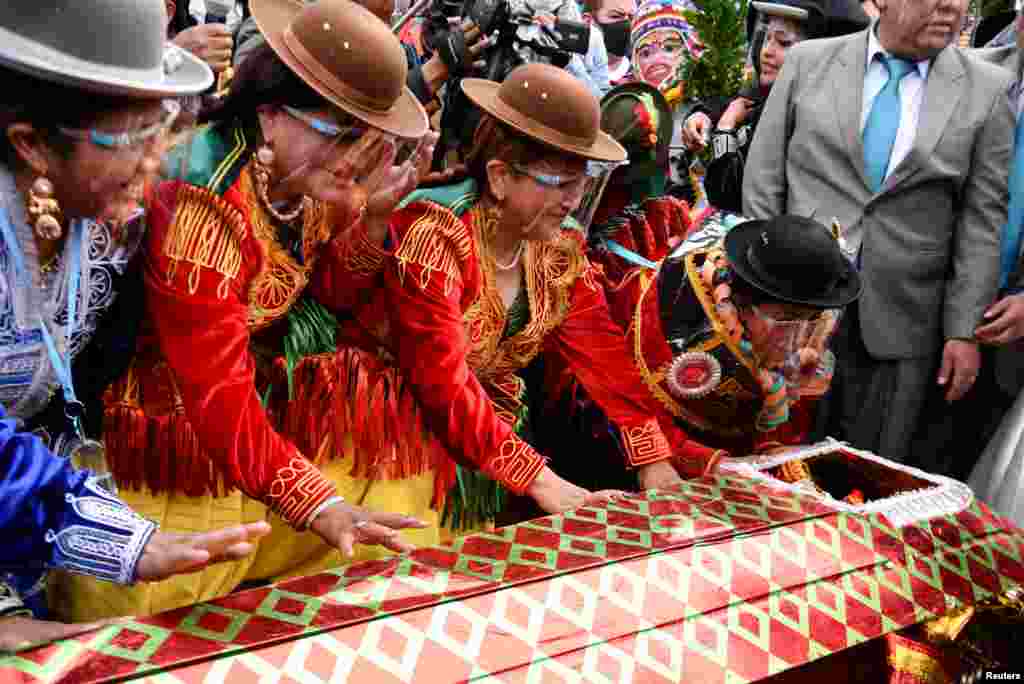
[277,347,457,511]
[103,402,149,493]
[105,347,463,510]
[103,363,230,498]
[103,403,230,498]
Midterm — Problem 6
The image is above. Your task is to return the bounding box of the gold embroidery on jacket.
[394,203,474,297]
[163,185,245,299]
[240,166,333,330]
[466,205,586,382]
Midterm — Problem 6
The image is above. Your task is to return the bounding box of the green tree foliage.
[674,0,750,103]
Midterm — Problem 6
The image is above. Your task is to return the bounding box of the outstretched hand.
[0,616,124,654]
[526,466,628,514]
[310,501,427,559]
[135,522,272,582]
[637,459,684,491]
[682,112,711,151]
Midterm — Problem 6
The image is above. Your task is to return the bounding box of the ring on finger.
[353,520,369,530]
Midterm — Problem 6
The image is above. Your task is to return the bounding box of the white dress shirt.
[860,26,931,183]
[189,0,244,32]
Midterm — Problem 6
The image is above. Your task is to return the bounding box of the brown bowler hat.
[251,0,428,139]
[461,64,627,163]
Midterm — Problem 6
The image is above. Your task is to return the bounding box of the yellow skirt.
[50,451,443,622]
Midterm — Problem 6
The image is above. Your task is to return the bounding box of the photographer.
[429,0,603,163]
[234,0,489,106]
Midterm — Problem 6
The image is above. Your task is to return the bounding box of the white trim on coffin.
[719,438,974,528]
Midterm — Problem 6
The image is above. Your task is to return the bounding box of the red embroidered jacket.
[308,195,720,500]
[590,209,824,456]
[104,159,384,529]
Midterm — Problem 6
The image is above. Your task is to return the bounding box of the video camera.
[432,0,590,166]
[467,0,590,75]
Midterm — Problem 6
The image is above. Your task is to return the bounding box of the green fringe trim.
[441,395,528,531]
[283,298,338,400]
[441,465,507,532]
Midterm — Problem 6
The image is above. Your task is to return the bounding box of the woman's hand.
[682,112,712,151]
[0,616,123,654]
[717,97,754,131]
[526,466,627,515]
[135,522,272,582]
[310,500,427,559]
[637,459,684,491]
[332,130,440,245]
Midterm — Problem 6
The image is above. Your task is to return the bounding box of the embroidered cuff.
[0,580,31,619]
[482,435,547,495]
[621,418,673,467]
[46,476,159,585]
[342,216,391,277]
[267,455,338,529]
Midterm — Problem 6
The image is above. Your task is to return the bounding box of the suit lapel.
[832,31,871,191]
[883,47,965,190]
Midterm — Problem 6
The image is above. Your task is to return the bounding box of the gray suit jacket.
[972,45,1024,396]
[743,29,1014,361]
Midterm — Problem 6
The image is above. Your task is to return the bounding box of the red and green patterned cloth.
[2,475,1021,683]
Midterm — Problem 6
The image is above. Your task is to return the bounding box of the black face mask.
[598,19,631,58]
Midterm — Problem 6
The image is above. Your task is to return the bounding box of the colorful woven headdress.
[630,0,701,88]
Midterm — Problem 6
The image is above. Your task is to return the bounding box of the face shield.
[570,160,624,235]
[747,304,841,400]
[746,2,809,77]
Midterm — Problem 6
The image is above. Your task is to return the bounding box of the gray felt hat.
[0,0,213,98]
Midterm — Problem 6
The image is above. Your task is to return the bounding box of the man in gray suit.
[906,36,1023,480]
[743,0,1014,467]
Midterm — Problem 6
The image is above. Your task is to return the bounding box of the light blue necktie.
[862,55,916,193]
[1000,112,1024,290]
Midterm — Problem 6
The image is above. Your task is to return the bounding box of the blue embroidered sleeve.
[0,407,157,586]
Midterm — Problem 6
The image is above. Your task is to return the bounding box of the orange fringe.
[276,348,456,509]
[104,348,458,509]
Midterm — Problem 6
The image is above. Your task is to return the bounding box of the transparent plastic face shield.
[54,99,181,232]
[256,107,428,213]
[570,160,621,235]
[748,304,842,398]
[747,10,805,77]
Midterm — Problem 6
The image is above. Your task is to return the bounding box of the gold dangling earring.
[252,143,303,223]
[28,177,63,241]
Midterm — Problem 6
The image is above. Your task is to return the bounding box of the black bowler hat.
[724,215,863,309]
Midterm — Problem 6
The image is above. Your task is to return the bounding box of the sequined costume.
[542,213,837,490]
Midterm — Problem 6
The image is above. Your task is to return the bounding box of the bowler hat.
[600,82,673,173]
[748,0,869,42]
[0,0,212,98]
[724,215,862,308]
[461,64,627,162]
[252,0,428,139]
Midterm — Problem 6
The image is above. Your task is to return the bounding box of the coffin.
[2,453,1022,683]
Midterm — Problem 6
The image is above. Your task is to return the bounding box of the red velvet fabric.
[136,179,351,526]
[336,201,698,492]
